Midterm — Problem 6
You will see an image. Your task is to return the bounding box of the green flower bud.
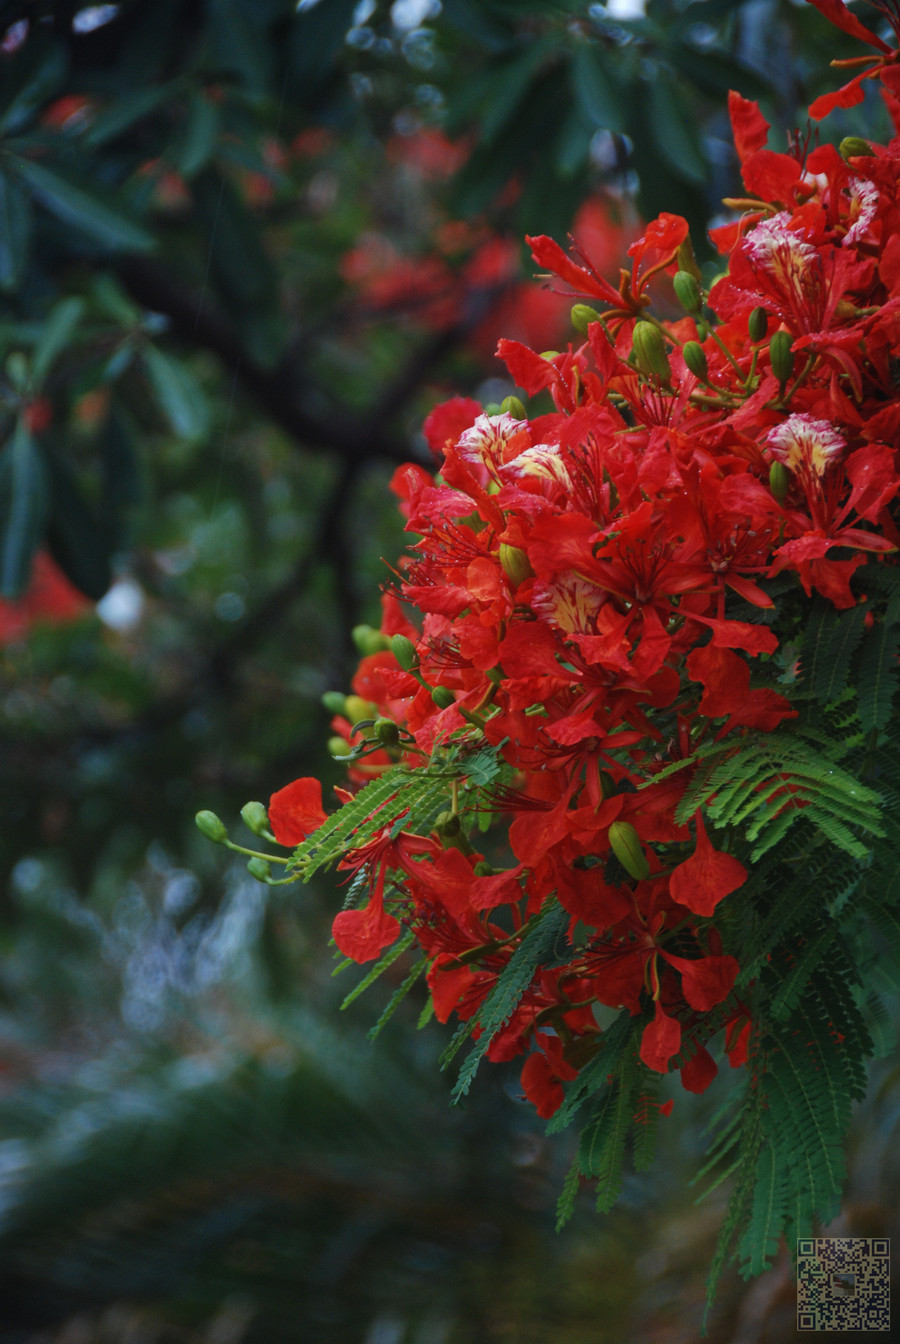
[374,716,401,748]
[839,136,874,160]
[240,801,270,837]
[769,330,794,385]
[247,857,272,882]
[682,341,708,381]
[327,735,353,757]
[571,303,601,335]
[352,623,390,656]
[431,686,455,709]
[769,461,790,505]
[391,633,419,671]
[499,543,534,587]
[748,307,768,343]
[195,810,228,844]
[673,270,702,314]
[322,690,347,716]
[609,820,650,882]
[473,861,495,876]
[500,395,527,419]
[632,321,671,382]
[343,694,377,725]
[434,809,461,837]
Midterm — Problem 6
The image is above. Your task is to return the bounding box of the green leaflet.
[660,731,882,859]
[451,900,569,1103]
[340,929,416,1010]
[738,1140,786,1277]
[764,1006,849,1222]
[767,924,836,1021]
[857,620,900,734]
[545,1012,636,1134]
[579,1058,638,1214]
[367,958,427,1042]
[801,598,867,705]
[288,766,453,880]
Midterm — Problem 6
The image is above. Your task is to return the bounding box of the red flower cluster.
[268,0,900,1121]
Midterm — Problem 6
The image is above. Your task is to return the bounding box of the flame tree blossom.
[200,0,900,1298]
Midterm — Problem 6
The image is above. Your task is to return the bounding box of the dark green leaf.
[208,0,272,102]
[287,0,359,99]
[0,418,49,597]
[32,296,85,389]
[0,168,31,289]
[142,344,210,443]
[648,68,706,186]
[44,443,113,600]
[172,91,221,178]
[0,36,67,137]
[84,84,173,149]
[570,44,624,133]
[11,157,155,252]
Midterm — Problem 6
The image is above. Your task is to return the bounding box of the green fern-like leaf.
[857,621,900,734]
[451,900,570,1102]
[545,1013,637,1135]
[737,1139,786,1277]
[289,765,456,879]
[340,929,416,1009]
[801,598,867,704]
[577,1059,637,1214]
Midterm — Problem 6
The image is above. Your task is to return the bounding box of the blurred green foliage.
[0,1,896,1339]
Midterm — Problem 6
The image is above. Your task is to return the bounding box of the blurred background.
[0,1,897,1340]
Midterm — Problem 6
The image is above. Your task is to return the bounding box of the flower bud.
[352,623,390,656]
[241,801,270,837]
[609,820,650,881]
[499,543,534,587]
[769,461,790,505]
[500,395,527,418]
[343,694,377,725]
[673,270,702,314]
[571,303,601,334]
[434,809,461,837]
[328,735,353,757]
[839,136,874,160]
[431,686,455,709]
[769,330,794,385]
[473,861,495,876]
[374,716,401,748]
[682,341,708,381]
[195,810,228,844]
[322,690,347,716]
[391,633,419,671]
[247,857,272,882]
[632,321,671,382]
[748,307,768,343]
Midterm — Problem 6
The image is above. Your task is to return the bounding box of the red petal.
[640,1000,682,1073]
[804,0,891,52]
[526,233,622,306]
[332,899,401,964]
[680,1046,718,1094]
[728,91,769,163]
[268,777,328,846]
[495,338,560,396]
[668,814,747,917]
